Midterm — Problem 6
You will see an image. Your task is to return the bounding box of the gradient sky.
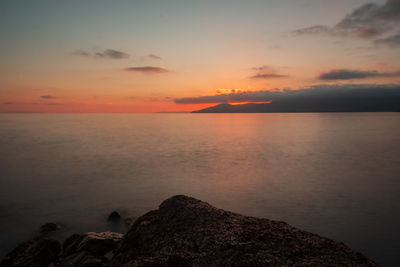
[1,0,399,112]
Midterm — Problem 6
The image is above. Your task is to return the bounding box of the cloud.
[45,103,63,106]
[374,32,400,47]
[294,0,400,40]
[72,50,91,57]
[40,95,56,99]
[293,25,334,36]
[252,65,273,71]
[148,54,162,60]
[124,66,171,74]
[318,69,400,80]
[174,84,400,104]
[96,49,129,59]
[73,49,129,59]
[3,102,14,105]
[174,84,400,108]
[249,65,288,79]
[250,73,289,79]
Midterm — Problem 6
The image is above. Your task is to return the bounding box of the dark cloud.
[73,49,129,59]
[174,84,400,108]
[45,103,63,106]
[374,32,400,47]
[294,0,400,40]
[96,49,129,59]
[148,54,162,60]
[178,84,400,112]
[250,65,288,79]
[40,95,56,99]
[250,73,289,79]
[319,69,400,80]
[124,66,171,74]
[3,102,14,105]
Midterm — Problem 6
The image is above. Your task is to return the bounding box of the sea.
[0,113,399,266]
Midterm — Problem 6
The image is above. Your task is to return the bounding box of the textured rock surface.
[0,237,60,267]
[112,195,378,266]
[60,231,123,267]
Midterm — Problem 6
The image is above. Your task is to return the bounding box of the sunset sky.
[1,0,399,113]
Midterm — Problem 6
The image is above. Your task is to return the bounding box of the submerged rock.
[39,222,61,235]
[0,237,60,267]
[107,211,121,222]
[113,195,378,266]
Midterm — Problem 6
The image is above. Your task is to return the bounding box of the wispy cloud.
[318,69,400,80]
[3,102,14,105]
[148,54,162,60]
[252,65,273,71]
[124,66,171,74]
[40,95,57,99]
[250,73,288,79]
[73,49,129,59]
[374,32,400,47]
[294,0,400,43]
[249,65,288,79]
[45,102,63,106]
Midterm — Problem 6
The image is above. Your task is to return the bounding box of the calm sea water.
[0,113,399,265]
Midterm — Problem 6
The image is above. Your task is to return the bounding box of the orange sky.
[1,0,399,113]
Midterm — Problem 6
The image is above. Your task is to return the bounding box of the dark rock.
[112,195,378,266]
[107,211,121,222]
[63,232,123,257]
[0,237,60,267]
[39,222,61,235]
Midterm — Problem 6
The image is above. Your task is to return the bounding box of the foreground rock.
[0,237,60,267]
[113,195,377,266]
[1,195,378,266]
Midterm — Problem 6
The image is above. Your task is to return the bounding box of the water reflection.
[0,113,399,266]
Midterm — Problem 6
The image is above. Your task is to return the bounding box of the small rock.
[63,232,123,257]
[60,251,109,267]
[107,211,121,221]
[39,222,61,235]
[0,237,60,267]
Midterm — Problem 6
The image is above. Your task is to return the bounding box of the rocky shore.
[1,195,378,266]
